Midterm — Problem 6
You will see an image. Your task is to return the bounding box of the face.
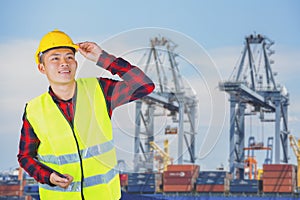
[38,48,77,86]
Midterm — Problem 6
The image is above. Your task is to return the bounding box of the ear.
[38,63,46,74]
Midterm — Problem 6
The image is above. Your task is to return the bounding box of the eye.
[51,56,59,61]
[66,55,75,60]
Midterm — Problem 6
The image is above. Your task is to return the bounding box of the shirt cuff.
[96,50,116,70]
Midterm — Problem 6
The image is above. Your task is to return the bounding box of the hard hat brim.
[35,45,78,64]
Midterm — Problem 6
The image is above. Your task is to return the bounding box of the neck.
[50,81,76,100]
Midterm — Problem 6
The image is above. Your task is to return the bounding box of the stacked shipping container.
[230,179,262,194]
[263,164,297,193]
[196,171,230,193]
[163,165,199,192]
[127,173,162,193]
[0,179,29,197]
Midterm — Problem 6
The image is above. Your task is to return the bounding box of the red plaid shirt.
[17,51,154,185]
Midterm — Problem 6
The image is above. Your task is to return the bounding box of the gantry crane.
[133,37,198,172]
[289,135,300,190]
[219,34,290,179]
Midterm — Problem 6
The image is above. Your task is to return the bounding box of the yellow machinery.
[289,134,300,190]
[257,169,263,180]
[149,140,173,172]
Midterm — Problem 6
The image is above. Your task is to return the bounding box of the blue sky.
[0,0,300,171]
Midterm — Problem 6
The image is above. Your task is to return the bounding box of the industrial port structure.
[1,34,299,199]
[219,34,290,179]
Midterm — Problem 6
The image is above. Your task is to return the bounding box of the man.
[17,29,155,199]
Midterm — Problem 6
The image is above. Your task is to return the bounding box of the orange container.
[163,184,193,192]
[263,177,295,186]
[196,184,225,192]
[164,171,195,178]
[263,171,295,179]
[263,164,296,172]
[0,185,21,191]
[163,177,194,185]
[263,185,295,193]
[167,164,199,172]
[0,186,21,196]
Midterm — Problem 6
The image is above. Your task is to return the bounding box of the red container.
[167,164,199,172]
[0,190,21,196]
[164,177,194,185]
[196,184,225,192]
[263,164,296,172]
[263,185,295,193]
[163,184,193,192]
[263,171,295,179]
[164,171,196,179]
[0,185,21,196]
[0,185,20,191]
[263,177,295,186]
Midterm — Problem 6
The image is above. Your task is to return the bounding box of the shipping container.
[167,165,199,172]
[229,180,262,194]
[263,178,295,185]
[127,184,156,193]
[263,185,295,193]
[263,171,295,179]
[128,178,156,185]
[262,164,297,193]
[127,173,156,180]
[163,184,193,192]
[198,171,228,179]
[196,178,225,185]
[263,164,296,172]
[164,171,197,179]
[163,178,193,185]
[196,184,225,192]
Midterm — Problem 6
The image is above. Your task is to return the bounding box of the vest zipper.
[68,97,85,200]
[54,92,85,200]
[70,127,85,200]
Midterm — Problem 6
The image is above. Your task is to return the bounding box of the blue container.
[198,171,227,179]
[127,185,156,193]
[128,173,155,180]
[229,179,262,193]
[196,178,225,185]
[229,185,259,193]
[128,178,156,186]
[230,179,259,186]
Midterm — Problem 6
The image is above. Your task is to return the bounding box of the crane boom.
[149,140,173,172]
[289,135,300,156]
[289,134,300,190]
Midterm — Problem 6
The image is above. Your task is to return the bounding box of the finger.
[77,42,94,49]
[60,175,73,189]
[52,173,69,183]
[54,176,69,184]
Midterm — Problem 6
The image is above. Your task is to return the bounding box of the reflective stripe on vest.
[39,166,118,192]
[38,139,114,165]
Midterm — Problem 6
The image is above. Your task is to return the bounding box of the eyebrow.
[49,52,74,57]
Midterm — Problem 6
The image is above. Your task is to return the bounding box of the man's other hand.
[50,172,74,189]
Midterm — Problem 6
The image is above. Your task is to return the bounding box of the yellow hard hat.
[35,29,78,64]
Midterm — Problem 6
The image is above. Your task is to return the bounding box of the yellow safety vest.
[26,78,121,200]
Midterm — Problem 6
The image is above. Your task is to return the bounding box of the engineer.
[17,29,155,199]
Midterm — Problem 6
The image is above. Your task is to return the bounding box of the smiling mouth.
[59,70,71,73]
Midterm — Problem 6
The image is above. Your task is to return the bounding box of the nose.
[60,57,69,67]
